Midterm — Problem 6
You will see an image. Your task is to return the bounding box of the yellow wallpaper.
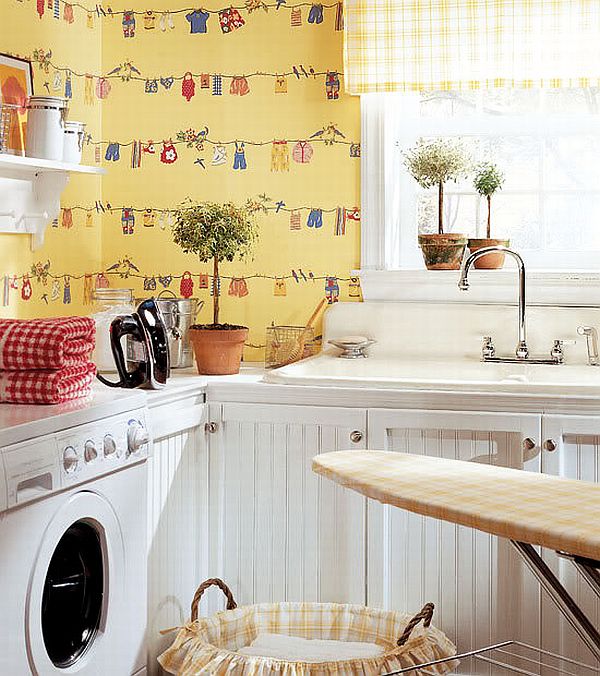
[1,0,103,318]
[2,0,360,357]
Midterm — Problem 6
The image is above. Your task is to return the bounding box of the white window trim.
[359,94,600,305]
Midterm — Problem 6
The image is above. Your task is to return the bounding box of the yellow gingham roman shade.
[344,0,600,94]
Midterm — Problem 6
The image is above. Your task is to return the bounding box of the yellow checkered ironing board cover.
[312,451,600,561]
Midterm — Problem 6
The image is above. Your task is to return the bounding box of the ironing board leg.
[556,552,600,600]
[511,540,600,662]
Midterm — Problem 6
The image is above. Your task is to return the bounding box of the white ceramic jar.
[63,120,86,164]
[25,96,67,161]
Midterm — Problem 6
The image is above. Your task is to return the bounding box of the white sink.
[264,353,600,395]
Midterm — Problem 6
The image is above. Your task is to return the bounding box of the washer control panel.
[1,408,149,510]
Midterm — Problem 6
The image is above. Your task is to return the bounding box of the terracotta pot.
[467,238,510,269]
[189,325,249,375]
[418,233,468,270]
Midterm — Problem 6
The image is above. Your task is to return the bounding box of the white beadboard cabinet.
[203,402,367,617]
[146,392,208,675]
[538,415,600,671]
[366,409,542,673]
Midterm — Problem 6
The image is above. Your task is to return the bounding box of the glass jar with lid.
[91,288,134,372]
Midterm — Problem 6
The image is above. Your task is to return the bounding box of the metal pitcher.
[148,290,203,369]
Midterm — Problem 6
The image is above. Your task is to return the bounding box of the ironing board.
[312,450,600,663]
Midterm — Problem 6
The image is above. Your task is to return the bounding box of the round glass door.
[41,520,104,667]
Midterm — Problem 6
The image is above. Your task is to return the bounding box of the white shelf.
[0,153,104,177]
[0,153,105,250]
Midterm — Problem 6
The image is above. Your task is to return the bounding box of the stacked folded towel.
[0,317,96,404]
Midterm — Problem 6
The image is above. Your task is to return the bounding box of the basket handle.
[191,578,238,622]
[397,602,435,647]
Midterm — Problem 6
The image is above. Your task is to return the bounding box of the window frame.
[359,92,600,304]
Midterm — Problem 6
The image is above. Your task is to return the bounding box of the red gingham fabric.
[0,362,96,405]
[0,317,95,370]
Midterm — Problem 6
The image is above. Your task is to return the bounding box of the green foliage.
[403,138,471,189]
[473,163,504,197]
[172,200,259,265]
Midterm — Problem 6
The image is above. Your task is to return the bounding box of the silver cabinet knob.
[522,437,536,451]
[205,422,218,434]
[350,430,363,443]
[103,434,117,457]
[63,446,79,474]
[543,439,557,452]
[84,440,98,463]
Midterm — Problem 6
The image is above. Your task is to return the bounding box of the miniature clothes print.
[292,141,314,164]
[271,141,290,172]
[308,3,324,23]
[326,71,341,100]
[228,278,249,298]
[212,145,227,165]
[230,76,250,96]
[219,7,245,33]
[290,7,302,25]
[200,73,211,88]
[182,73,196,101]
[63,3,74,23]
[289,210,301,230]
[275,75,288,93]
[122,10,136,37]
[233,142,247,170]
[160,142,178,164]
[186,9,210,34]
[105,143,120,162]
[121,208,135,235]
[144,11,157,28]
[212,75,223,95]
[307,209,323,228]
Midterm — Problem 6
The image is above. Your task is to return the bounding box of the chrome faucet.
[458,245,566,365]
[577,326,599,366]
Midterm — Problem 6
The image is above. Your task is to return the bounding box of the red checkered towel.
[0,317,95,370]
[0,362,97,405]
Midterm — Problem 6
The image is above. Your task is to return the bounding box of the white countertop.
[0,388,147,447]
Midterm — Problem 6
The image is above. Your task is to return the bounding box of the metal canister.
[148,290,203,368]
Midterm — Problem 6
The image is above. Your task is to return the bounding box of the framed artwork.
[0,53,34,155]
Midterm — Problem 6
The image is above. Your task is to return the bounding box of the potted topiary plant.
[172,200,259,375]
[404,138,471,270]
[468,162,508,269]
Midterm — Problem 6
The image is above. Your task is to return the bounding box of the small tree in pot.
[404,138,471,270]
[468,162,507,269]
[172,200,259,375]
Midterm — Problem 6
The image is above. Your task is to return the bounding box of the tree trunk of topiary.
[438,182,444,235]
[487,195,491,239]
[213,256,220,325]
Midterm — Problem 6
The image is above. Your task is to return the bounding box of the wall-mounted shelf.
[0,153,105,251]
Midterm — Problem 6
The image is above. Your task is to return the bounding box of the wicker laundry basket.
[158,578,459,675]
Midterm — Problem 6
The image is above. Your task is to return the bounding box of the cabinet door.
[146,398,208,675]
[205,403,367,615]
[367,408,542,666]
[539,415,600,669]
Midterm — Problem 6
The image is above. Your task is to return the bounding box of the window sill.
[357,269,600,306]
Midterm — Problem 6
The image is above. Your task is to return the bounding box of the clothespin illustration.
[275,200,285,213]
[292,66,300,79]
[292,270,299,283]
[298,269,307,282]
[309,271,315,282]
[300,65,309,78]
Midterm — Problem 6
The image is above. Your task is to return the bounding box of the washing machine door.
[27,491,126,675]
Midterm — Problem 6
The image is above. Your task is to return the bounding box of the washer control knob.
[63,446,79,474]
[84,440,98,463]
[103,434,117,458]
[128,420,149,455]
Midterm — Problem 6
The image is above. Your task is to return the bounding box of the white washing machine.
[0,406,150,675]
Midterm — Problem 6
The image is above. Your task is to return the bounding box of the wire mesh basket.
[385,640,600,675]
[265,324,318,369]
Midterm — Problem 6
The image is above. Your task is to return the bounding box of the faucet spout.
[458,246,528,360]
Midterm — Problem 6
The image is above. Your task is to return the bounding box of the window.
[363,88,600,270]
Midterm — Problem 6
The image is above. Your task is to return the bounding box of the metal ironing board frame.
[381,542,600,675]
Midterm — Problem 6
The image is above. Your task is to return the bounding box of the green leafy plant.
[172,200,260,325]
[403,138,471,234]
[473,163,505,238]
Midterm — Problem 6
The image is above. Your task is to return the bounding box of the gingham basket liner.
[159,601,458,675]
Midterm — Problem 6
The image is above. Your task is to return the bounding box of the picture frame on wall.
[0,53,34,156]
